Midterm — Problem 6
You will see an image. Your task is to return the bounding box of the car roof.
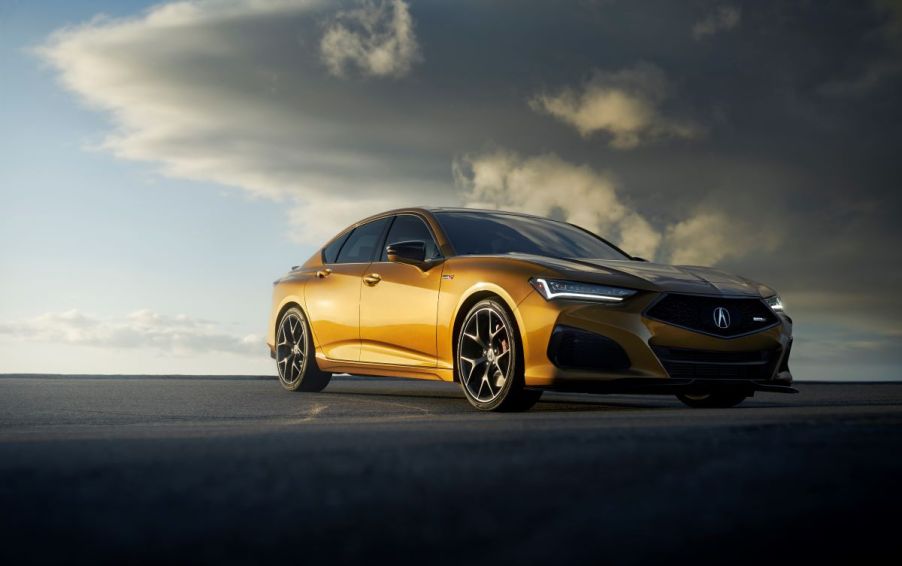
[373,206,551,221]
[331,206,562,247]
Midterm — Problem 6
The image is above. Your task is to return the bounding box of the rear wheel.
[456,299,541,412]
[676,391,747,408]
[275,307,331,392]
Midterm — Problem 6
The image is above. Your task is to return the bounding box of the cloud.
[455,150,781,266]
[691,5,741,40]
[455,150,663,259]
[0,309,263,357]
[663,209,780,266]
[23,0,902,382]
[321,0,420,78]
[530,63,703,149]
[37,0,443,244]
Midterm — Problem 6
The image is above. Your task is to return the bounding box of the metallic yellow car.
[268,207,795,411]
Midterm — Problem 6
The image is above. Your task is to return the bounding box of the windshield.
[434,211,630,260]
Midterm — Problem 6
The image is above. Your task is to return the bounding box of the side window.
[380,215,441,261]
[322,231,351,264]
[335,217,390,264]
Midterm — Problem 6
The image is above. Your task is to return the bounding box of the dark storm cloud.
[38,0,902,377]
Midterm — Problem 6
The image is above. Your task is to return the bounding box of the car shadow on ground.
[319,385,670,413]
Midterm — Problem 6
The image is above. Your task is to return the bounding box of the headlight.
[764,295,784,312]
[530,278,637,302]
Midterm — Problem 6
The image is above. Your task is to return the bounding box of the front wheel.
[456,299,541,412]
[676,391,747,408]
[275,307,332,392]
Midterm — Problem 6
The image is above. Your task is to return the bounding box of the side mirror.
[386,240,427,267]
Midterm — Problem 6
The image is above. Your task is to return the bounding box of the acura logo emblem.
[713,307,731,329]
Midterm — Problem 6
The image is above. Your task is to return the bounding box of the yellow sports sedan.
[268,208,795,411]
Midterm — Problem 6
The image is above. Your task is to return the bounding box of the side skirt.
[314,355,454,382]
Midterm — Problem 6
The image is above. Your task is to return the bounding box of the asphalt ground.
[1,375,900,565]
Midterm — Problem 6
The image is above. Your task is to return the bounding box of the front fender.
[435,257,542,374]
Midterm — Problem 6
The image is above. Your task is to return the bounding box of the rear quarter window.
[322,231,351,264]
[335,217,391,264]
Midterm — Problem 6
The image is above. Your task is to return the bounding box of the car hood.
[514,254,772,297]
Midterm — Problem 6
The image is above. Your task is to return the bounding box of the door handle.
[363,273,382,286]
[316,268,332,278]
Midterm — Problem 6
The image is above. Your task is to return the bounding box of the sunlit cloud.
[664,209,781,266]
[530,63,704,149]
[321,0,420,78]
[453,149,775,266]
[455,150,661,258]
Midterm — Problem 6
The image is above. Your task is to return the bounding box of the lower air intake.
[653,346,779,380]
[548,326,631,372]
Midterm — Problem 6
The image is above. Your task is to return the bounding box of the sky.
[0,0,900,379]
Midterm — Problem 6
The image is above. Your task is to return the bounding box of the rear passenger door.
[304,217,390,362]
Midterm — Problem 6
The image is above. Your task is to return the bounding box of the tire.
[275,307,332,392]
[456,299,541,412]
[676,391,747,408]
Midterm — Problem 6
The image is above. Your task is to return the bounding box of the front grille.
[645,294,779,338]
[653,346,778,380]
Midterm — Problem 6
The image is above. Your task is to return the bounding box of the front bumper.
[516,290,794,391]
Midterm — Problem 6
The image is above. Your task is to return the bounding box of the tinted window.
[322,231,351,264]
[434,211,628,260]
[336,217,390,264]
[380,215,441,261]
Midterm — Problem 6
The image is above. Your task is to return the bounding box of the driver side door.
[359,214,444,367]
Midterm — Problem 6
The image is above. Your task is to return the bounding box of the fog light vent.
[547,326,631,371]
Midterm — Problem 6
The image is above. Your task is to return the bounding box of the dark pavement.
[1,375,901,564]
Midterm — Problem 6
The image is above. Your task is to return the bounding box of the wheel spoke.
[460,355,486,385]
[482,360,494,399]
[285,354,292,379]
[483,376,494,399]
[493,363,507,388]
[459,306,513,403]
[463,332,484,348]
[276,314,309,386]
